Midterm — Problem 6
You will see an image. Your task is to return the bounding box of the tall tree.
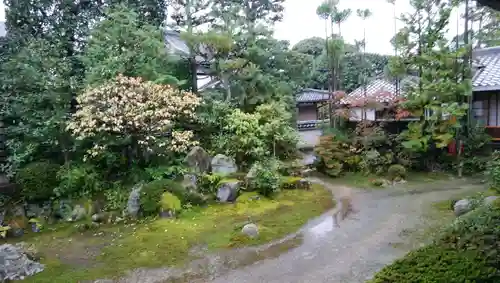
[356,8,372,120]
[169,0,213,93]
[81,4,181,86]
[392,0,471,170]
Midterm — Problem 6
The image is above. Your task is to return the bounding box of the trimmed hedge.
[15,161,60,201]
[371,199,500,283]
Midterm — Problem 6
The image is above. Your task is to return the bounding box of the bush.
[248,160,281,197]
[387,164,407,181]
[486,151,500,193]
[15,161,60,201]
[370,199,500,283]
[55,163,103,198]
[197,173,223,196]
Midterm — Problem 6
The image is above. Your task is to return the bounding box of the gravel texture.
[206,177,482,283]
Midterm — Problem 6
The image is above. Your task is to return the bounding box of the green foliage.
[104,182,129,211]
[55,163,102,198]
[248,159,281,197]
[370,200,500,283]
[1,38,72,177]
[140,180,168,216]
[15,161,60,201]
[81,4,181,87]
[485,151,500,194]
[215,102,298,168]
[314,135,353,177]
[387,164,407,181]
[197,173,223,196]
[160,192,182,213]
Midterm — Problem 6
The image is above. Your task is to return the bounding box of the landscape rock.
[246,164,258,180]
[241,223,259,239]
[185,146,211,174]
[55,200,73,220]
[0,209,4,225]
[26,202,52,220]
[216,181,240,203]
[211,154,238,176]
[70,205,87,222]
[0,243,44,281]
[181,174,197,190]
[298,179,312,190]
[454,199,472,216]
[127,183,143,218]
[484,195,499,206]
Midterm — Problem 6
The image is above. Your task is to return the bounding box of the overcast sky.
[0,0,464,55]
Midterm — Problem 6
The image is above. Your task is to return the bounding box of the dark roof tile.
[296,89,330,103]
[473,46,500,91]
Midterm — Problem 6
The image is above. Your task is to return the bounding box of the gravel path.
[205,177,482,283]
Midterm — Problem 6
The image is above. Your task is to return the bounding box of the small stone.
[454,199,472,216]
[242,223,259,238]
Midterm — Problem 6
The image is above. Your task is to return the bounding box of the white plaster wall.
[349,108,375,121]
[298,129,322,149]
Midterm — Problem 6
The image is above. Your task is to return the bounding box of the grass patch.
[22,184,333,283]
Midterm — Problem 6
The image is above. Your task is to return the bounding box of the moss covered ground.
[19,183,333,283]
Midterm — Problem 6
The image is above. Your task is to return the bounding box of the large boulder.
[127,183,143,218]
[184,146,211,174]
[0,243,44,281]
[211,154,237,176]
[216,181,240,203]
[453,199,472,216]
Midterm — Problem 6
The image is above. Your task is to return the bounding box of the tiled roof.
[296,89,330,103]
[341,77,418,106]
[473,46,500,92]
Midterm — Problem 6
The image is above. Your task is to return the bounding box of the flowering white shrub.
[67,75,201,159]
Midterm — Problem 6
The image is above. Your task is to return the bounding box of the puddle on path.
[307,216,335,238]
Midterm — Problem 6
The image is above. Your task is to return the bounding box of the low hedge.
[370,199,500,283]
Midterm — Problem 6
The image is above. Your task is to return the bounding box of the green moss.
[23,184,334,283]
[160,192,181,212]
[370,197,500,283]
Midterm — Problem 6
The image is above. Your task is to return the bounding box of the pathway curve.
[205,177,482,283]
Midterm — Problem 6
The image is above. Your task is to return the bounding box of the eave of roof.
[477,0,500,11]
[472,46,500,92]
[296,88,330,103]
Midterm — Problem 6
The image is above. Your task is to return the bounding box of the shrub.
[387,164,407,181]
[370,179,385,187]
[55,163,103,198]
[370,200,500,283]
[66,75,201,163]
[314,134,356,177]
[248,160,281,197]
[486,151,500,193]
[15,161,60,201]
[197,173,223,196]
[141,179,206,215]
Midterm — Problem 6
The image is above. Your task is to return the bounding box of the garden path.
[105,176,483,283]
[202,176,483,283]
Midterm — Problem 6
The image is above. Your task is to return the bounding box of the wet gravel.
[206,177,482,283]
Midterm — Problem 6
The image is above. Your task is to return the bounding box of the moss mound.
[371,199,500,283]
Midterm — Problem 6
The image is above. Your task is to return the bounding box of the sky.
[0,0,464,55]
[274,0,465,55]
